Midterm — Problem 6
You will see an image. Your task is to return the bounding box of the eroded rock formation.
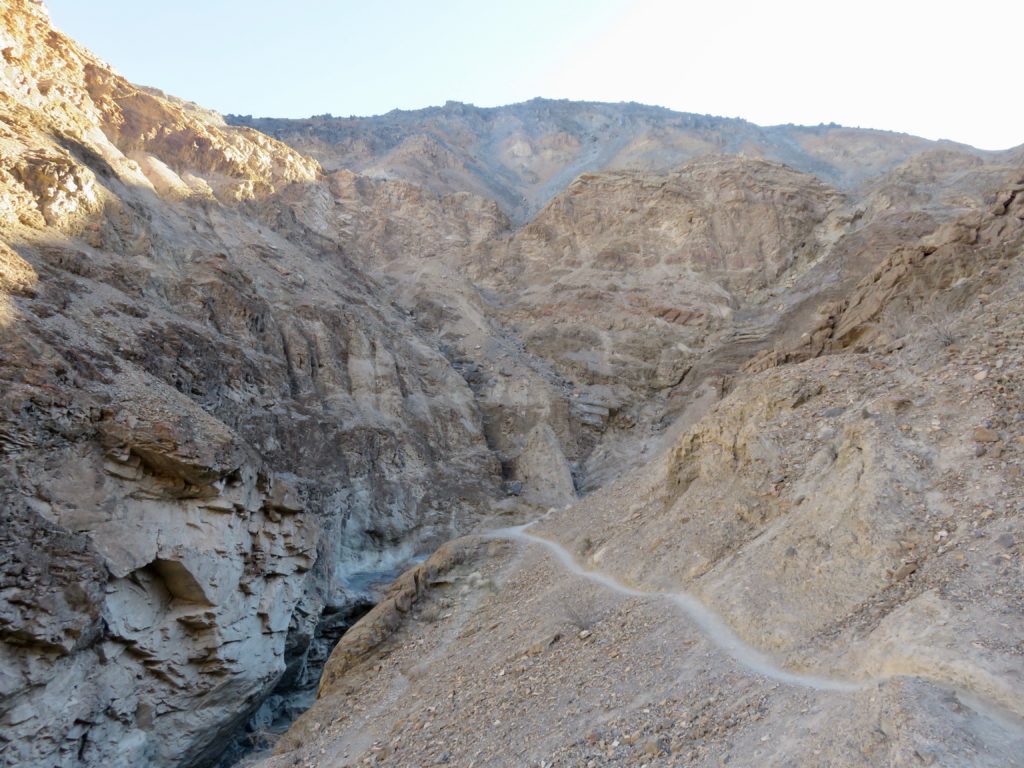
[0,3,497,765]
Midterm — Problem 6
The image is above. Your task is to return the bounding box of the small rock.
[578,629,592,640]
[974,370,989,381]
[643,738,662,756]
[893,561,918,580]
[973,427,999,443]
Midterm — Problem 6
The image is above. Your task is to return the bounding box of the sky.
[45,0,1024,150]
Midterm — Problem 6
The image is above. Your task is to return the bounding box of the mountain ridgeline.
[227,99,1004,223]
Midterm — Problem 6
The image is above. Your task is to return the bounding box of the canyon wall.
[0,3,499,765]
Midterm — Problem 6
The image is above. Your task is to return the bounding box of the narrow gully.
[211,566,407,768]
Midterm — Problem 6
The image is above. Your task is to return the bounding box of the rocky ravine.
[2,2,1024,767]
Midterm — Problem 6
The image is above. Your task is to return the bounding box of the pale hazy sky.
[46,0,1024,150]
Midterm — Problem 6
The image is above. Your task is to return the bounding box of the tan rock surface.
[254,103,1024,768]
[265,208,1024,766]
[0,3,498,766]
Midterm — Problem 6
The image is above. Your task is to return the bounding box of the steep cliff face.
[483,157,842,396]
[308,147,1018,492]
[0,3,498,766]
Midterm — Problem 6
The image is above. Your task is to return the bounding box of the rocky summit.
[1,2,1023,767]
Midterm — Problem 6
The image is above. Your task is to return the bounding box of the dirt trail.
[487,520,1024,729]
[260,500,1024,767]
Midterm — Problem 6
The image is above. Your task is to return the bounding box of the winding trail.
[487,521,863,692]
[485,518,1024,738]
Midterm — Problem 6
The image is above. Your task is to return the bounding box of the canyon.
[1,2,1023,767]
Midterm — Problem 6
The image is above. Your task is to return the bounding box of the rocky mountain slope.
[2,2,1023,767]
[262,164,1024,768]
[229,100,1004,224]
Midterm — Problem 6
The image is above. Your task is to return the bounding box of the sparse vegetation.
[560,597,598,632]
[918,304,959,347]
[418,602,442,623]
